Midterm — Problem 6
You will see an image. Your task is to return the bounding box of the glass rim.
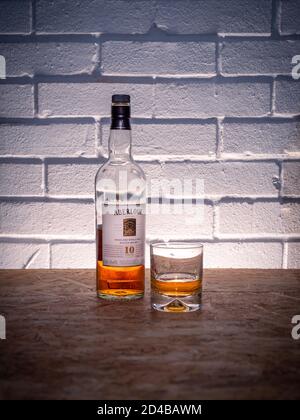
[150,240,203,250]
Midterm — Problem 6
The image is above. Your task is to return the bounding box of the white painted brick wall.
[36,0,156,34]
[0,162,43,196]
[282,162,300,196]
[154,81,271,117]
[0,242,49,268]
[51,243,95,268]
[0,85,33,117]
[0,0,299,269]
[38,83,153,117]
[221,40,300,75]
[0,1,31,34]
[281,0,300,34]
[0,123,97,157]
[0,201,94,236]
[147,204,214,239]
[101,120,217,157]
[47,162,98,195]
[287,242,300,268]
[102,41,216,76]
[155,0,272,35]
[0,43,97,77]
[275,80,300,114]
[143,162,279,197]
[223,120,300,155]
[219,202,300,235]
[204,242,283,269]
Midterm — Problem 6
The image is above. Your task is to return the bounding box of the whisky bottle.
[95,95,146,299]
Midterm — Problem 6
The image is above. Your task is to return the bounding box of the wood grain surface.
[0,269,300,400]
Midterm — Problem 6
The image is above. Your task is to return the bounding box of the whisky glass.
[151,241,203,312]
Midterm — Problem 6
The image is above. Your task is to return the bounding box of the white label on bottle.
[102,204,145,267]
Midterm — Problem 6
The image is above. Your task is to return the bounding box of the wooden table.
[0,269,300,400]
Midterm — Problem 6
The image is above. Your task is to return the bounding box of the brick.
[0,201,94,235]
[155,81,270,117]
[0,163,42,195]
[222,40,300,75]
[287,242,300,268]
[281,0,300,34]
[36,0,155,34]
[219,201,300,235]
[101,120,217,157]
[47,162,98,195]
[51,243,95,268]
[204,242,282,268]
[0,0,30,34]
[39,83,153,117]
[275,80,300,114]
[223,120,300,155]
[0,242,49,268]
[102,41,215,76]
[0,85,33,117]
[282,162,300,196]
[147,204,213,238]
[147,241,283,269]
[0,123,96,157]
[156,0,272,34]
[0,43,97,77]
[143,161,278,196]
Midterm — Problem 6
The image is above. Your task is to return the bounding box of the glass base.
[97,290,144,300]
[151,293,201,312]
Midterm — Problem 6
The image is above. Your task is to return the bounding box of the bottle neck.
[108,128,132,161]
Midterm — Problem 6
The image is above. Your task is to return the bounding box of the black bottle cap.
[111,94,131,129]
[112,94,130,104]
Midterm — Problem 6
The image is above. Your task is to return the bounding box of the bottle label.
[102,204,145,267]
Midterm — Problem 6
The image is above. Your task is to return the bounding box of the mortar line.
[48,242,52,268]
[30,0,36,35]
[0,73,278,84]
[278,159,284,198]
[41,159,47,196]
[271,0,281,38]
[282,241,288,268]
[0,32,300,43]
[212,204,219,239]
[95,118,103,158]
[4,154,300,162]
[1,115,300,124]
[1,194,300,203]
[216,117,224,159]
[271,78,276,114]
[216,38,222,75]
[94,37,101,77]
[42,159,48,195]
[1,233,299,244]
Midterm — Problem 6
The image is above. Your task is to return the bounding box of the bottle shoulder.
[132,160,146,181]
[95,160,109,179]
[95,158,145,181]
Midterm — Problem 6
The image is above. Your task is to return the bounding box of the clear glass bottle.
[95,95,146,299]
